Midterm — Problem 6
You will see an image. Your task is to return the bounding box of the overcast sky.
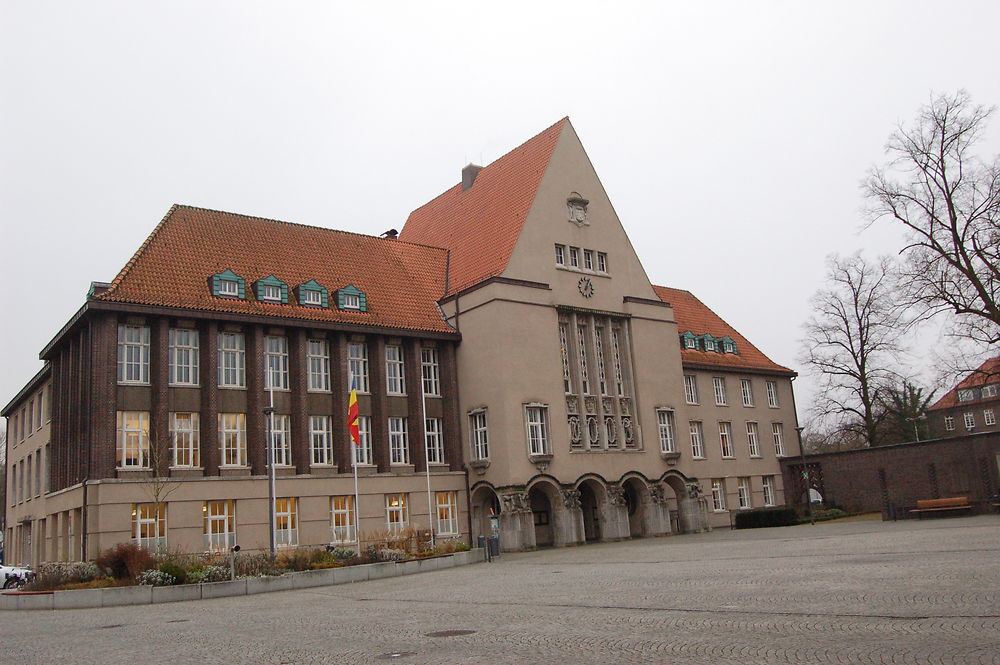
[3,1,1000,425]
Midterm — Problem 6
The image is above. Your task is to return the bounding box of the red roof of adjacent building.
[96,205,455,334]
[653,285,794,375]
[400,118,568,295]
[928,356,1000,410]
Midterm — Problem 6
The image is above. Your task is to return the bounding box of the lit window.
[555,244,566,265]
[525,405,550,455]
[597,252,607,272]
[203,500,235,551]
[762,476,776,506]
[766,380,779,407]
[711,479,726,512]
[218,332,246,388]
[270,414,292,466]
[684,375,698,404]
[772,423,784,456]
[389,417,409,464]
[719,422,734,458]
[310,415,333,465]
[985,409,996,426]
[219,279,239,297]
[425,417,444,464]
[469,409,489,460]
[689,421,705,458]
[117,325,150,384]
[307,339,331,392]
[302,289,322,306]
[132,503,166,550]
[583,250,594,270]
[353,415,373,466]
[170,412,200,468]
[657,409,676,453]
[386,345,406,395]
[348,342,369,393]
[436,490,459,535]
[116,411,149,468]
[218,413,247,466]
[737,477,752,509]
[569,247,580,267]
[741,379,754,407]
[385,493,409,534]
[264,336,289,390]
[964,412,975,429]
[713,377,727,406]
[421,348,440,396]
[944,416,955,431]
[275,498,298,547]
[331,496,357,544]
[168,329,199,386]
[747,421,761,457]
[261,284,282,302]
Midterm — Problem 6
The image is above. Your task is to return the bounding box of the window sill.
[691,456,706,461]
[117,382,150,387]
[219,385,247,390]
[722,456,735,460]
[749,455,762,459]
[555,264,610,278]
[307,389,332,394]
[169,383,201,388]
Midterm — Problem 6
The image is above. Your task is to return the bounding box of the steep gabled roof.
[399,118,568,295]
[653,285,795,375]
[928,356,1000,411]
[96,205,454,334]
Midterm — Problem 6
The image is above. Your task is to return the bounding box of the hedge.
[733,506,798,529]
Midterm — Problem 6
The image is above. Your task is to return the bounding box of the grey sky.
[3,1,999,422]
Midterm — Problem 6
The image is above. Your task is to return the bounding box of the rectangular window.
[26,455,32,500]
[594,326,608,395]
[425,417,444,465]
[554,244,566,265]
[611,328,625,396]
[964,412,975,429]
[354,415,373,466]
[762,476,776,506]
[261,284,281,302]
[117,325,150,384]
[219,279,238,297]
[711,479,726,512]
[772,423,785,456]
[270,414,292,466]
[957,389,974,402]
[26,402,34,434]
[470,409,489,460]
[389,417,409,464]
[597,252,607,273]
[983,385,998,398]
[559,323,572,393]
[577,326,590,394]
[525,405,550,455]
[310,415,333,465]
[275,497,298,547]
[944,416,955,431]
[421,348,440,396]
[331,495,357,544]
[985,409,996,426]
[343,292,361,309]
[746,421,761,457]
[132,503,166,550]
[436,490,459,535]
[116,411,150,468]
[766,380,779,407]
[264,336,289,390]
[385,493,409,534]
[386,345,406,395]
[218,413,247,466]
[583,249,594,270]
[689,421,705,458]
[684,375,698,404]
[307,339,331,392]
[203,500,236,551]
[302,289,322,306]
[569,247,580,267]
[348,342,369,393]
[657,409,676,453]
[719,421,734,458]
[741,379,754,407]
[737,477,752,509]
[35,449,41,497]
[713,377,727,406]
[168,328,199,386]
[218,332,246,388]
[170,412,200,468]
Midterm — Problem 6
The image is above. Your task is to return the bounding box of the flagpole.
[348,380,363,555]
[421,372,435,549]
[266,384,277,558]
[353,431,361,555]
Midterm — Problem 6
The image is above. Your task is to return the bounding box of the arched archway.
[622,477,649,538]
[470,484,501,544]
[527,481,559,548]
[576,478,607,542]
[662,472,708,534]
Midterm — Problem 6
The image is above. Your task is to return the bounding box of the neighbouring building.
[927,357,1000,439]
[4,118,799,565]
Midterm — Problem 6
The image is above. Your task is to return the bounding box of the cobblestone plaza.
[4,515,998,664]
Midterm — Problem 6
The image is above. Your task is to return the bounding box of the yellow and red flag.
[347,386,360,446]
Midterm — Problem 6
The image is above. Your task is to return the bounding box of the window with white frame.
[559,323,572,393]
[385,493,409,534]
[264,336,289,390]
[219,279,239,297]
[170,412,200,468]
[762,475,776,506]
[261,284,282,302]
[772,423,785,456]
[302,289,322,306]
[713,377,727,406]
[684,375,699,404]
[425,418,444,464]
[307,339,331,392]
[656,409,676,453]
[353,415,373,466]
[569,247,580,267]
[421,348,440,396]
[348,342,369,393]
[711,479,726,511]
[386,345,406,395]
[554,244,566,266]
[132,502,166,550]
[270,414,292,466]
[719,421,734,458]
[117,325,150,384]
[117,411,149,468]
[218,413,247,466]
[310,415,333,465]
[469,409,489,460]
[583,249,594,270]
[964,412,975,429]
[203,500,235,551]
[741,379,754,407]
[957,389,974,402]
[525,405,550,455]
[689,421,705,458]
[331,495,356,544]
[389,417,409,464]
[983,385,998,398]
[436,490,459,535]
[597,252,608,273]
[944,416,955,431]
[766,380,779,407]
[746,421,761,457]
[168,328,199,386]
[218,332,246,388]
[985,409,996,426]
[577,326,590,394]
[737,477,752,509]
[275,497,298,547]
[342,292,361,310]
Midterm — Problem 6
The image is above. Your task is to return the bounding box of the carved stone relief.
[565,395,579,414]
[648,485,666,505]
[584,396,597,414]
[568,415,583,446]
[567,192,589,227]
[561,489,582,509]
[607,486,627,506]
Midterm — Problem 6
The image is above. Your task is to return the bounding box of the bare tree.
[866,91,1000,348]
[801,253,907,447]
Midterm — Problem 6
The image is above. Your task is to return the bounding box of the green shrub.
[24,561,100,591]
[734,506,798,529]
[327,547,359,561]
[188,565,229,583]
[158,562,187,585]
[136,569,174,586]
[95,542,158,580]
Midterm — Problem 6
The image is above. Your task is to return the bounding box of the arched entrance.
[622,477,649,538]
[662,472,708,534]
[528,483,557,547]
[577,479,606,542]
[470,484,501,544]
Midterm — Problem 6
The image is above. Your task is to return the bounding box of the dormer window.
[262,285,281,302]
[701,334,718,352]
[336,285,368,312]
[720,337,737,354]
[957,389,974,402]
[295,280,328,308]
[210,269,246,299]
[680,331,699,350]
[302,290,321,306]
[705,339,717,352]
[219,280,239,297]
[253,275,288,304]
[343,293,360,309]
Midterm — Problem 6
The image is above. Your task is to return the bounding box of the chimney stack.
[462,163,483,191]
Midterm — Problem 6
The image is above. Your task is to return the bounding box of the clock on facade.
[578,277,595,298]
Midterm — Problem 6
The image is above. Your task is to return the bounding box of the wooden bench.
[908,496,973,519]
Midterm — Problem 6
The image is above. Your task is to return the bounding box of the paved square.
[4,515,998,664]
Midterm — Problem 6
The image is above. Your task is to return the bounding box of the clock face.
[578,277,595,298]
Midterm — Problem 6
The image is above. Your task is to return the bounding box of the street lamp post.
[794,426,815,525]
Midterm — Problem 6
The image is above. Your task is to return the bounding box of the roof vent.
[381,229,398,240]
[462,163,483,191]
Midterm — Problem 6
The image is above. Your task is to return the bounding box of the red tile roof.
[96,205,455,334]
[653,285,794,375]
[928,356,1000,410]
[400,118,568,295]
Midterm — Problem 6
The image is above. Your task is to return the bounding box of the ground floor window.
[203,500,235,551]
[435,490,458,535]
[385,493,409,534]
[275,497,298,547]
[762,475,776,506]
[132,502,166,550]
[711,479,726,512]
[331,495,357,544]
[737,477,752,509]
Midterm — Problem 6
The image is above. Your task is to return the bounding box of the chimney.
[380,229,398,240]
[462,163,483,191]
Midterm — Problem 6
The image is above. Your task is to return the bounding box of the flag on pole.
[348,385,360,446]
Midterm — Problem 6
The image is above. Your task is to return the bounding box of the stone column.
[646,485,670,535]
[678,482,709,533]
[560,489,585,546]
[606,486,630,540]
[500,491,531,551]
